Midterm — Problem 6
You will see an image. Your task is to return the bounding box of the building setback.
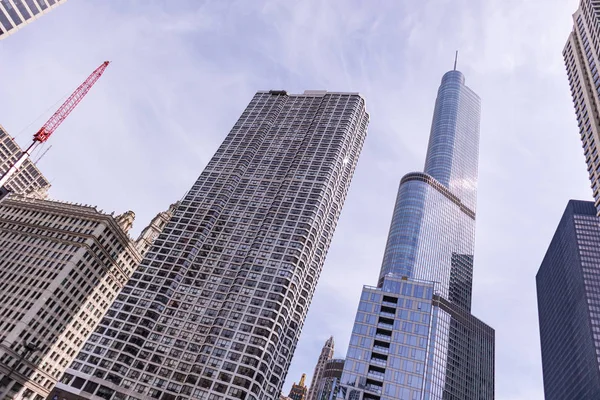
[306,336,334,400]
[0,0,67,39]
[537,200,600,399]
[564,0,600,213]
[337,69,494,400]
[55,90,369,400]
[0,194,175,400]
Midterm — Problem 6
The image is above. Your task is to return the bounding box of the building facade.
[0,0,67,39]
[55,90,369,400]
[536,200,600,399]
[307,337,334,400]
[0,196,143,400]
[314,359,344,400]
[338,69,494,400]
[288,374,308,400]
[564,0,600,213]
[0,125,50,198]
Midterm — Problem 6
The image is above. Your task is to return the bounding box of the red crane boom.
[0,61,110,192]
[34,61,110,143]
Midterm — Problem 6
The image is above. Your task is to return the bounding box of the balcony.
[365,384,382,395]
[372,346,389,354]
[370,358,387,367]
[374,334,391,342]
[367,371,385,381]
[377,322,393,330]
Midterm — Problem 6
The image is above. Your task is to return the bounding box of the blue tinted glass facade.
[424,71,480,211]
[537,200,600,399]
[338,70,494,400]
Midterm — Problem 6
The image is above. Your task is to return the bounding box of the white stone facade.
[0,196,142,400]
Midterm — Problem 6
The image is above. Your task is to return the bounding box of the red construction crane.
[0,61,110,191]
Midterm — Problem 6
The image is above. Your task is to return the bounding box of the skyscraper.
[338,68,494,400]
[536,200,600,399]
[307,336,334,400]
[55,90,369,400]
[564,0,600,213]
[0,0,67,39]
[0,125,50,198]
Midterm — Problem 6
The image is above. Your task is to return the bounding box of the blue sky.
[0,0,588,398]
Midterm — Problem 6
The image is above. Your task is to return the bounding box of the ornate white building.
[0,124,176,400]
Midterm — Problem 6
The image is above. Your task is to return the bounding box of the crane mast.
[0,61,110,197]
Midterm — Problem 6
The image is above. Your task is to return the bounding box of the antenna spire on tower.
[454,50,458,71]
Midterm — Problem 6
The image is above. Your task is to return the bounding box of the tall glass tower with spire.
[338,67,494,400]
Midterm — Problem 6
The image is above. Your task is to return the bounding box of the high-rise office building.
[54,90,369,400]
[313,359,344,400]
[536,200,600,399]
[0,125,50,198]
[338,69,494,400]
[307,336,334,400]
[288,374,308,400]
[564,0,600,213]
[0,194,176,400]
[0,0,67,39]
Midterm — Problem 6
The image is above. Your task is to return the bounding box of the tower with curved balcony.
[53,90,369,400]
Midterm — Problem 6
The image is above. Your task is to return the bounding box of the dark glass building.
[537,200,600,399]
[338,68,494,400]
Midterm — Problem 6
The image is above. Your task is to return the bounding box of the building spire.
[299,373,306,387]
[454,50,458,71]
[325,335,334,347]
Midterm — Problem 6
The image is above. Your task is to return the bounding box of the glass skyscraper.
[537,200,600,399]
[54,90,369,400]
[338,69,494,400]
[0,0,66,39]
